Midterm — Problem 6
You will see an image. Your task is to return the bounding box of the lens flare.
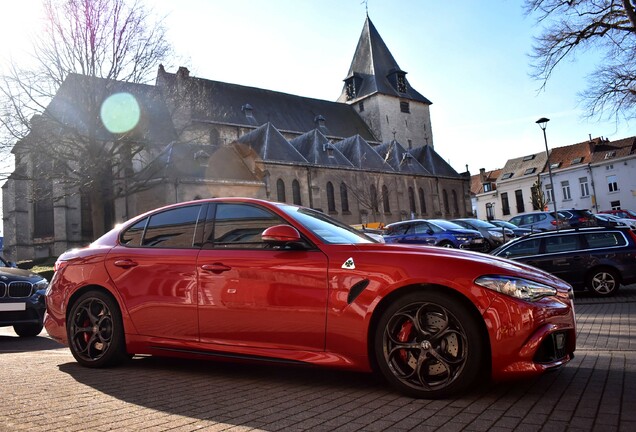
[100,92,141,134]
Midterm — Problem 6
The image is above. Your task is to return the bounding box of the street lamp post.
[536,117,559,230]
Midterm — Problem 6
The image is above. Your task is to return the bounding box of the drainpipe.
[587,163,598,213]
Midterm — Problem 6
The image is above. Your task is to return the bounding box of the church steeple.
[338,16,431,105]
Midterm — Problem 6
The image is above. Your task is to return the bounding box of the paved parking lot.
[1,286,635,432]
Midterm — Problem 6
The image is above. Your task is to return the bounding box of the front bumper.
[0,289,47,327]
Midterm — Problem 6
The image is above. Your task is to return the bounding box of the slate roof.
[236,122,307,164]
[589,136,636,164]
[289,129,354,167]
[497,151,548,182]
[375,140,430,174]
[334,135,394,170]
[409,145,460,178]
[157,67,377,141]
[337,16,432,105]
[45,73,177,145]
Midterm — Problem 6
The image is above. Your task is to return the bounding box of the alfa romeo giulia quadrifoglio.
[45,198,576,399]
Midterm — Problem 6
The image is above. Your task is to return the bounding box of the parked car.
[491,226,636,296]
[450,218,515,251]
[45,198,576,399]
[0,257,49,337]
[559,209,596,228]
[489,219,532,237]
[593,213,628,228]
[600,209,636,220]
[508,211,570,232]
[384,219,487,251]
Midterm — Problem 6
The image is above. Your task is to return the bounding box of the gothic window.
[408,187,416,216]
[326,182,336,212]
[382,185,390,213]
[340,182,350,213]
[370,184,379,213]
[452,190,459,215]
[442,189,449,214]
[276,179,286,202]
[33,158,54,238]
[418,187,427,214]
[292,179,302,205]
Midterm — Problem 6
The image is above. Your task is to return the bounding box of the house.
[2,16,471,261]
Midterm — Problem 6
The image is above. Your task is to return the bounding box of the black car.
[491,227,636,296]
[0,257,49,337]
[450,218,515,251]
[559,208,596,228]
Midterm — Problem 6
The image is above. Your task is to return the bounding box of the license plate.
[0,303,26,312]
[473,239,484,243]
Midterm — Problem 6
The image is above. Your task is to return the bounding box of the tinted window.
[207,203,286,249]
[280,205,372,244]
[386,224,410,236]
[121,218,148,246]
[584,232,627,248]
[545,234,580,253]
[501,238,541,257]
[412,223,431,234]
[142,205,203,248]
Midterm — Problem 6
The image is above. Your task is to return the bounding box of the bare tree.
[526,0,636,121]
[531,177,549,211]
[0,0,174,238]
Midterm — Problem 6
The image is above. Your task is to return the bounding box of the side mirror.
[262,224,303,248]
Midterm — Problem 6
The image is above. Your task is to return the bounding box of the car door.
[526,233,584,285]
[196,202,329,351]
[104,204,205,341]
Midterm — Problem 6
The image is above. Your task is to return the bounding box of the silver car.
[508,211,570,232]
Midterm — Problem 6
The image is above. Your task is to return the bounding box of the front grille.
[8,281,33,298]
[534,331,569,363]
[0,282,6,297]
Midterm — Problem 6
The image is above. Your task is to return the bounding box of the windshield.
[493,220,516,229]
[429,219,465,230]
[279,205,374,244]
[465,219,497,229]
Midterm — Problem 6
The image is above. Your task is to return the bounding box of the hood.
[0,267,47,282]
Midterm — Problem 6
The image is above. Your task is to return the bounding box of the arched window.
[292,179,302,205]
[418,187,427,214]
[382,185,390,213]
[452,190,459,215]
[276,179,286,202]
[370,184,379,213]
[443,189,449,214]
[326,182,336,212]
[408,187,416,216]
[340,182,349,213]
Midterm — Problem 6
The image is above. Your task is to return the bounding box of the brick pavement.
[1,285,635,432]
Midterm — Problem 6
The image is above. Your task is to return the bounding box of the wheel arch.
[66,284,136,335]
[585,265,621,284]
[366,283,492,376]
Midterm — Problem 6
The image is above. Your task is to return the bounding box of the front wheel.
[587,268,620,296]
[373,291,485,398]
[438,241,455,248]
[13,322,43,337]
[67,290,128,367]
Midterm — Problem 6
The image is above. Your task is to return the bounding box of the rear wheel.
[373,291,484,398]
[13,322,43,337]
[438,241,455,248]
[67,290,128,367]
[586,268,619,296]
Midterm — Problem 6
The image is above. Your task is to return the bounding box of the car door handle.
[113,259,138,269]
[201,263,232,274]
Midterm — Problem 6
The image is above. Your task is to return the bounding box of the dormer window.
[524,168,536,175]
[397,73,407,93]
[323,143,335,158]
[523,154,535,161]
[501,173,513,180]
[387,68,408,94]
[571,157,583,164]
[344,73,363,101]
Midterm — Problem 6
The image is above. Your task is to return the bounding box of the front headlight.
[475,276,557,301]
[34,279,49,291]
[489,230,504,239]
[456,236,469,241]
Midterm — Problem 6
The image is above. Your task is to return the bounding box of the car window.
[206,203,287,249]
[584,232,627,248]
[501,238,541,257]
[544,234,580,253]
[386,223,410,235]
[509,216,521,226]
[412,222,431,234]
[280,204,372,244]
[141,205,204,248]
[120,218,148,246]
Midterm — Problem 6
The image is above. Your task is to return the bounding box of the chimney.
[176,66,190,78]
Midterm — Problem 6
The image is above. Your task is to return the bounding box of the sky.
[1,0,634,176]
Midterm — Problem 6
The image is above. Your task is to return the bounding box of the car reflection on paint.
[45,198,575,399]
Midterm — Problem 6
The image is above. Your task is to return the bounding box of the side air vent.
[347,279,370,304]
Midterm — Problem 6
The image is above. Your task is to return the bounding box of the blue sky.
[2,0,634,174]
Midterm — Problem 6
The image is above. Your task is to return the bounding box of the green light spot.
[100,92,141,134]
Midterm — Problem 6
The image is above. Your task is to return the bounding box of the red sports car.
[45,198,576,398]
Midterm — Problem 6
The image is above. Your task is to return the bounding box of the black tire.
[586,268,620,296]
[66,290,128,368]
[373,291,484,399]
[438,241,455,248]
[13,322,43,337]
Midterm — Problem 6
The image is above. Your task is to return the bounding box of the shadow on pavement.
[0,333,64,353]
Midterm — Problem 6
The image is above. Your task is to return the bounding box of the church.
[2,16,471,261]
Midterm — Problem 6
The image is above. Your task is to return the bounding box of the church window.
[382,185,391,213]
[276,179,286,202]
[397,73,407,93]
[345,78,356,100]
[418,187,427,214]
[292,180,302,205]
[33,158,54,238]
[326,182,336,213]
[400,101,410,113]
[408,187,416,215]
[452,190,459,215]
[442,189,449,214]
[340,183,350,213]
[370,184,379,213]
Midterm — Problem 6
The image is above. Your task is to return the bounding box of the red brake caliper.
[397,321,413,362]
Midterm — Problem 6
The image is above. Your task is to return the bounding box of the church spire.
[338,16,431,105]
